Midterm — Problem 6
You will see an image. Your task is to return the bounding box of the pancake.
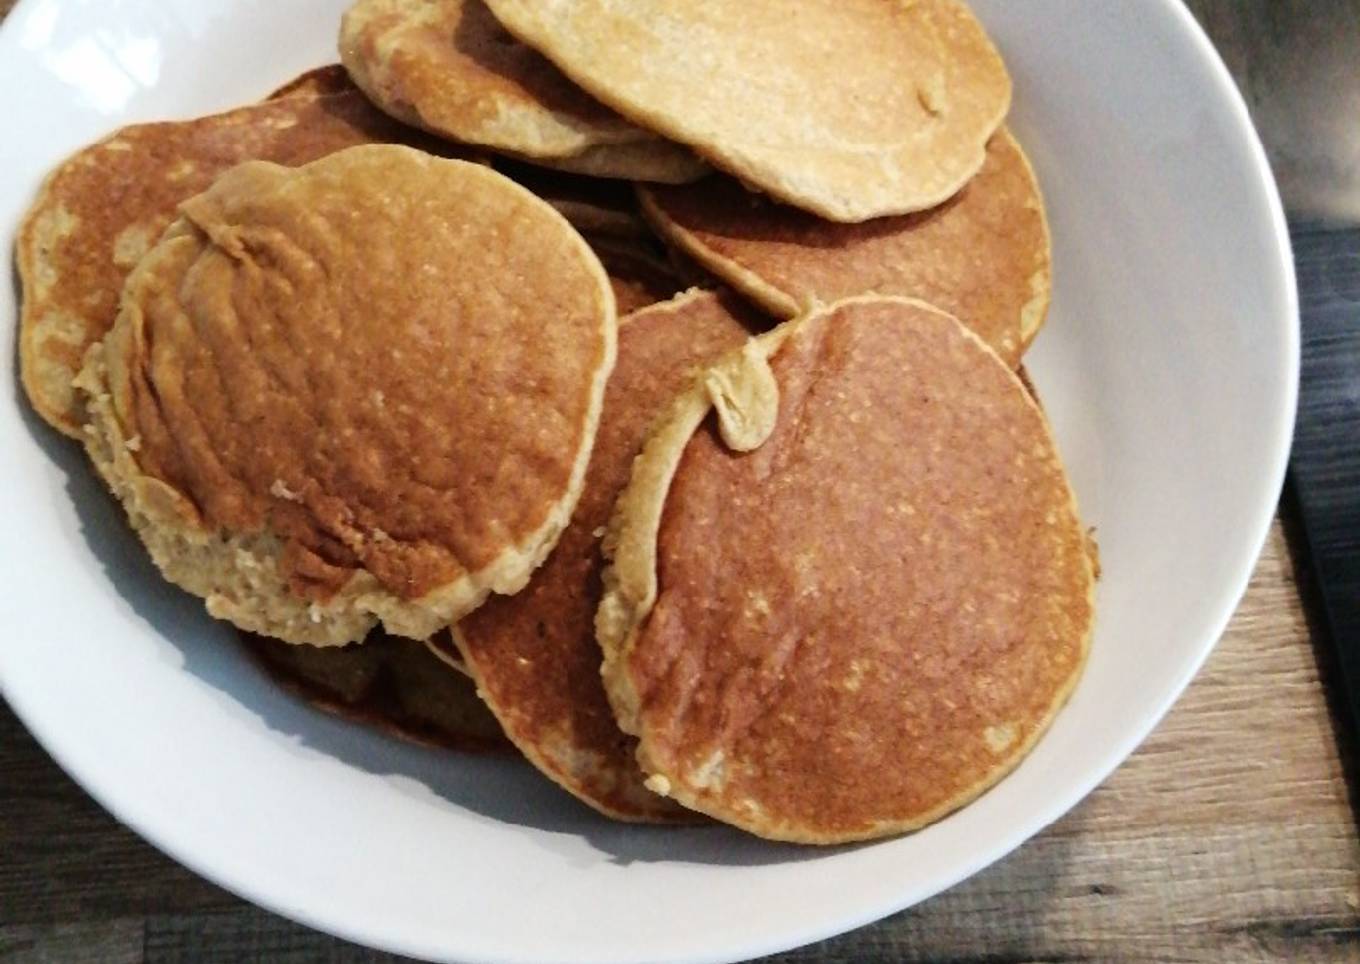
[493,158,647,239]
[75,145,616,646]
[17,85,458,437]
[591,238,687,315]
[455,289,765,821]
[338,0,706,183]
[483,0,1011,221]
[266,64,357,100]
[243,629,510,752]
[640,128,1051,367]
[597,295,1094,843]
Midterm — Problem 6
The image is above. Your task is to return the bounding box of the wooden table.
[3,1,1358,961]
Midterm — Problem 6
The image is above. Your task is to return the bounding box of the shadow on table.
[1279,477,1360,831]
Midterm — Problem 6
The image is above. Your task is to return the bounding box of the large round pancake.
[455,289,765,821]
[483,0,1011,222]
[16,84,457,437]
[76,145,616,646]
[597,296,1094,843]
[338,0,706,183]
[243,630,510,753]
[639,129,1051,368]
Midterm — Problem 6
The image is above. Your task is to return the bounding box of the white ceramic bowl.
[0,2,1297,962]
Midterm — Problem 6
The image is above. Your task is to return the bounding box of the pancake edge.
[637,184,800,320]
[336,2,706,183]
[15,159,86,437]
[450,288,720,823]
[637,127,1055,352]
[1009,130,1054,350]
[482,0,1012,221]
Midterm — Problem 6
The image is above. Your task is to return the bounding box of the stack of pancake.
[17,0,1095,844]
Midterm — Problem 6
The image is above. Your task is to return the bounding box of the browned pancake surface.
[18,87,453,436]
[484,0,1010,220]
[603,297,1093,842]
[641,129,1051,367]
[81,146,614,644]
[339,0,704,181]
[267,64,358,100]
[455,289,764,820]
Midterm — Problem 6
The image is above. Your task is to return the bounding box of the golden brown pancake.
[483,0,1011,221]
[17,85,458,437]
[243,629,510,752]
[338,0,706,182]
[493,157,647,239]
[76,145,616,646]
[640,129,1051,367]
[455,289,765,821]
[598,295,1094,843]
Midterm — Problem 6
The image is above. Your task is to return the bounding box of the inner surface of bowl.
[0,2,1295,962]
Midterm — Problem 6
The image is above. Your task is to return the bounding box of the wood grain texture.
[3,1,1359,962]
[1290,224,1360,741]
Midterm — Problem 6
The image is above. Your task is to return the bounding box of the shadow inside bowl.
[13,341,839,869]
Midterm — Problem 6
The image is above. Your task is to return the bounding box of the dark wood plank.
[1289,223,1360,738]
[0,706,230,927]
[141,911,409,964]
[0,920,143,964]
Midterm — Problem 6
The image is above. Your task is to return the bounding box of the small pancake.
[455,289,765,821]
[598,296,1094,843]
[266,64,357,100]
[338,0,706,182]
[243,629,510,752]
[493,158,647,239]
[17,86,457,437]
[76,145,615,646]
[640,129,1051,367]
[483,0,1011,221]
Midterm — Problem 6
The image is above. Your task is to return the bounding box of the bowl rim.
[0,0,1300,961]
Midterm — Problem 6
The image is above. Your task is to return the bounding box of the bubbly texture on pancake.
[339,0,706,182]
[456,289,763,820]
[598,296,1094,843]
[244,629,510,752]
[16,84,453,437]
[640,129,1051,367]
[483,0,1011,221]
[77,145,615,645]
